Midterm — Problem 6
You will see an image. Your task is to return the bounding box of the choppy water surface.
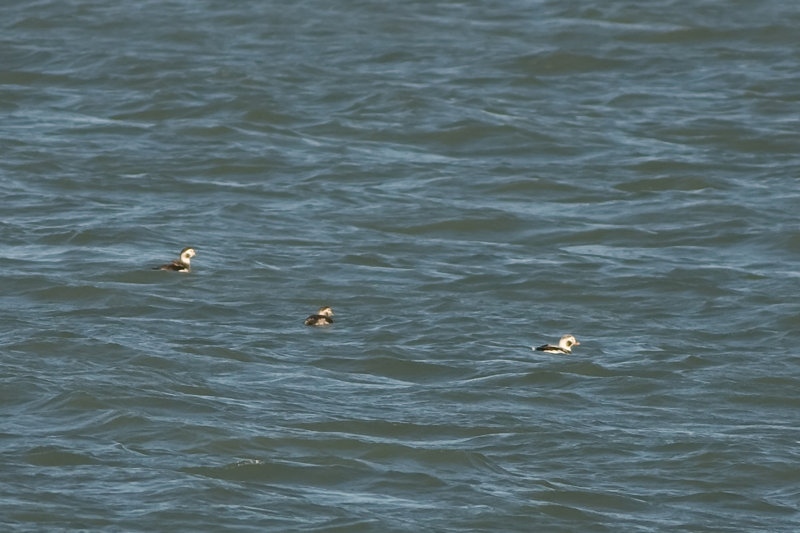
[2,1,800,531]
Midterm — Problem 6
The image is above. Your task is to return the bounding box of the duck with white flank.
[154,247,196,273]
[304,306,334,326]
[534,334,580,354]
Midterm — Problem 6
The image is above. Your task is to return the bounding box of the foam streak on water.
[2,1,800,531]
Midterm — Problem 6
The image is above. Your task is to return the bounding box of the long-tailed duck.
[304,306,334,326]
[154,247,196,273]
[534,334,580,354]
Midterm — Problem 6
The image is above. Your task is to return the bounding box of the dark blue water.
[2,1,799,531]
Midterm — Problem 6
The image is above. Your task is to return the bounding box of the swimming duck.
[304,306,334,326]
[534,334,580,354]
[154,247,196,273]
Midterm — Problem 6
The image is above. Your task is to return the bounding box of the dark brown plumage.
[534,335,580,354]
[305,306,334,326]
[155,247,196,273]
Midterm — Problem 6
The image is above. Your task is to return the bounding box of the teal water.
[2,1,800,531]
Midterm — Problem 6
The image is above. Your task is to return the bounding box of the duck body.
[534,334,580,354]
[305,306,334,326]
[155,247,196,273]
